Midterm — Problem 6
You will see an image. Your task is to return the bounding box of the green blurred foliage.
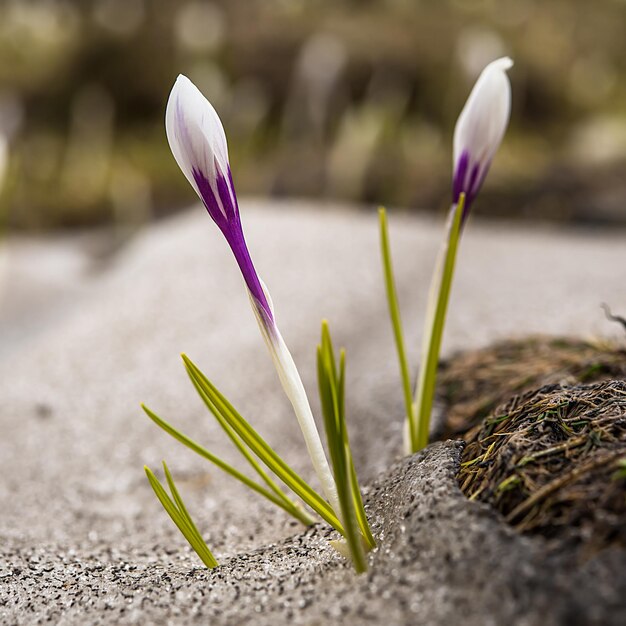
[1,0,626,230]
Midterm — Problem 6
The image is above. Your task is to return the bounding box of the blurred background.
[1,0,626,232]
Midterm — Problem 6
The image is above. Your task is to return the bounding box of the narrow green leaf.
[145,465,218,569]
[182,355,344,534]
[142,404,313,524]
[187,378,293,504]
[183,371,316,526]
[379,207,415,442]
[413,194,465,452]
[161,461,217,561]
[347,453,376,550]
[317,326,368,572]
[337,348,346,421]
[160,462,219,568]
[338,347,376,550]
[321,320,338,384]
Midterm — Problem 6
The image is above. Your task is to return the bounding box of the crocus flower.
[452,57,513,216]
[165,75,339,514]
[408,58,513,454]
[165,75,272,322]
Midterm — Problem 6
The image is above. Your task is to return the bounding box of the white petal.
[453,57,513,168]
[165,74,230,197]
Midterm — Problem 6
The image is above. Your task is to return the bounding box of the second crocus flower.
[409,57,513,453]
[452,57,513,217]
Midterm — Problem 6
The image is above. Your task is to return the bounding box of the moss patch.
[458,381,626,557]
[439,337,626,555]
[438,336,626,440]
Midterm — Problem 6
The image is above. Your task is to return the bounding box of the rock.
[2,441,624,624]
[1,200,626,623]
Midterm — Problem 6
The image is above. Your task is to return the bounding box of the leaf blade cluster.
[317,321,375,573]
[145,462,218,569]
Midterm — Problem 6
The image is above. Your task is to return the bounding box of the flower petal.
[165,74,233,222]
[452,57,513,209]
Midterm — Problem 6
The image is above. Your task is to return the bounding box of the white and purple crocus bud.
[165,75,273,324]
[452,57,513,218]
[165,75,340,515]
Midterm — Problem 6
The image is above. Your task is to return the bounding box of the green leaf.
[317,322,373,572]
[413,193,465,452]
[379,207,415,442]
[347,452,376,550]
[182,372,317,526]
[338,347,376,550]
[161,461,214,552]
[145,464,218,569]
[142,404,314,525]
[182,354,344,534]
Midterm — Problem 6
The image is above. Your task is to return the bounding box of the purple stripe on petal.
[461,161,481,221]
[466,162,480,201]
[227,227,274,323]
[452,151,492,224]
[216,165,239,222]
[452,149,469,204]
[193,168,229,230]
[193,167,273,323]
[227,168,241,221]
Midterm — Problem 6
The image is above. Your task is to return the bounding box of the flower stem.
[267,325,342,517]
[247,294,341,518]
[412,194,465,452]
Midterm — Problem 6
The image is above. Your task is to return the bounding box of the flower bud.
[452,57,513,214]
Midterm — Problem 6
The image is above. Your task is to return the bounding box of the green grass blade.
[318,346,365,571]
[142,404,311,522]
[183,370,316,526]
[413,194,465,452]
[337,348,346,421]
[317,326,368,572]
[145,465,218,569]
[338,346,376,550]
[161,461,218,562]
[160,462,218,568]
[185,357,339,529]
[182,355,344,534]
[379,207,415,441]
[321,320,338,385]
[347,452,376,550]
[318,346,340,458]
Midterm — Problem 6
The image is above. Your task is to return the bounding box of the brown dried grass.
[438,336,626,439]
[458,381,626,556]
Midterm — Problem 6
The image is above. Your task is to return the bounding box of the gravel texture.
[2,442,625,625]
[1,200,625,624]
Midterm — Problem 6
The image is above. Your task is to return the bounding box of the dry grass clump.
[458,381,626,556]
[438,337,626,439]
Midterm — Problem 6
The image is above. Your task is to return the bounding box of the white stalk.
[250,291,341,517]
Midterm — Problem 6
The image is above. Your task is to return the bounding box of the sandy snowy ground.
[1,199,625,624]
